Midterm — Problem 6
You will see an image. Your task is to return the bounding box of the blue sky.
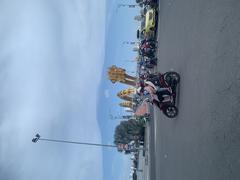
[0,0,140,180]
[98,1,140,180]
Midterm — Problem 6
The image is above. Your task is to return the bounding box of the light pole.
[32,134,117,148]
[32,134,146,152]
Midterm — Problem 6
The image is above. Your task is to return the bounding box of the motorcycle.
[147,71,180,91]
[145,56,157,67]
[144,71,180,118]
[139,48,155,58]
[144,83,178,118]
[139,40,157,58]
[139,56,157,69]
[138,65,152,80]
[140,39,157,49]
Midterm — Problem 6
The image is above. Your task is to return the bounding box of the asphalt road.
[150,0,240,180]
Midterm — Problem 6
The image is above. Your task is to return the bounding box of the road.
[149,0,240,180]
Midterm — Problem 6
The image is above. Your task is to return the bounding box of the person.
[137,80,173,105]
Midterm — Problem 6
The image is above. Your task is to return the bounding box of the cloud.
[0,0,106,180]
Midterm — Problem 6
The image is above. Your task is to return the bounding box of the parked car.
[137,8,157,39]
[144,8,156,38]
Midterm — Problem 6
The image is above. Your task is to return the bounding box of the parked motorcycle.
[139,48,155,58]
[147,57,157,67]
[139,56,157,69]
[139,40,157,58]
[140,39,157,49]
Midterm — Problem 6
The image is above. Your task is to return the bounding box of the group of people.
[137,76,173,105]
[136,0,158,7]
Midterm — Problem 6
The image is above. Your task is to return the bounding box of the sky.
[0,0,105,180]
[0,0,140,180]
[98,1,140,180]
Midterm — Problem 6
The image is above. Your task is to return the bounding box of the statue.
[108,65,137,86]
[119,101,134,108]
[117,87,136,101]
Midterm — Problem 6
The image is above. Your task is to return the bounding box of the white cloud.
[0,0,106,180]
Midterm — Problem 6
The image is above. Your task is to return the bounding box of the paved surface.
[149,0,240,180]
[142,122,151,180]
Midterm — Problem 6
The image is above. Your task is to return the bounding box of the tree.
[113,119,145,145]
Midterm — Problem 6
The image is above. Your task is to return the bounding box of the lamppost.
[32,134,146,151]
[32,134,117,148]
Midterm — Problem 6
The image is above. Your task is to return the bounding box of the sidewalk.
[142,121,151,180]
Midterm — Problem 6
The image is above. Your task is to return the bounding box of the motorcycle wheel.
[163,105,178,118]
[165,72,180,85]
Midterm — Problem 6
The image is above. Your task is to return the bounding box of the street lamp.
[32,134,117,148]
[32,134,146,152]
[32,133,40,143]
